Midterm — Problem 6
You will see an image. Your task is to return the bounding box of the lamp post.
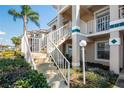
[79,40,87,85]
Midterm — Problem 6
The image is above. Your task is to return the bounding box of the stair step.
[31,53,47,58]
[37,62,68,88]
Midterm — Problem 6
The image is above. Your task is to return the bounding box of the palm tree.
[11,36,21,50]
[8,5,40,34]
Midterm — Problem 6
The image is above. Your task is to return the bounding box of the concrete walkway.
[115,70,124,88]
[37,61,68,88]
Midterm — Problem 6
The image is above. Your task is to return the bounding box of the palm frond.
[21,5,31,15]
[29,16,40,28]
[8,9,22,21]
[8,5,40,28]
[27,10,39,17]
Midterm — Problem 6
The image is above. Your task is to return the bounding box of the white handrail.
[29,22,71,87]
[47,22,71,51]
[87,14,110,34]
[31,22,71,53]
[23,33,36,69]
[48,38,70,87]
[49,38,70,64]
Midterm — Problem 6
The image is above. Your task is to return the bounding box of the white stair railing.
[47,22,71,53]
[47,22,71,46]
[31,22,71,53]
[47,38,70,88]
[21,33,36,69]
[29,22,71,87]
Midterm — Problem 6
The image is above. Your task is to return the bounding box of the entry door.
[67,44,72,57]
[68,46,72,57]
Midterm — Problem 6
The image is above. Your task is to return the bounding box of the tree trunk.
[23,15,27,35]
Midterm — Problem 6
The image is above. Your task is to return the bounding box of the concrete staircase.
[31,52,68,88]
[29,23,71,88]
[31,52,48,65]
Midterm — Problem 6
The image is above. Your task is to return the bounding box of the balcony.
[109,6,124,31]
[81,13,110,35]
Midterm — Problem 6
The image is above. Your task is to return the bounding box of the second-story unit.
[47,5,124,74]
[52,5,124,34]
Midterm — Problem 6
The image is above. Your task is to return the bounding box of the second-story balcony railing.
[87,14,110,34]
[96,14,110,32]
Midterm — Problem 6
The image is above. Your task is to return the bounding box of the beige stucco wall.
[85,35,110,66]
[80,20,87,34]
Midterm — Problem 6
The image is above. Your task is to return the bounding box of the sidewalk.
[115,70,124,88]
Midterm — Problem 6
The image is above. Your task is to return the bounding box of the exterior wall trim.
[72,26,80,32]
[58,5,70,14]
[94,6,109,16]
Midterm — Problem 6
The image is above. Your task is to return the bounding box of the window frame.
[94,6,110,32]
[95,40,110,62]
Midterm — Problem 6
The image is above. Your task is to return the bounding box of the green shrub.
[98,79,112,88]
[0,58,30,73]
[0,70,49,88]
[0,58,49,88]
[87,67,118,85]
[20,70,49,88]
[70,67,118,88]
[15,80,31,88]
[80,71,105,88]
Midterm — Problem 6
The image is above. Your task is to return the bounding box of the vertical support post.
[109,5,120,74]
[110,31,120,74]
[72,5,81,67]
[57,6,63,29]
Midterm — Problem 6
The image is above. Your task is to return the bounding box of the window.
[95,9,110,32]
[96,41,110,60]
[52,25,56,30]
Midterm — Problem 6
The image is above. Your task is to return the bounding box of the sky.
[0,5,57,46]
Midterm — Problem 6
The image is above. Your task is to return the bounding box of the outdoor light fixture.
[79,40,87,85]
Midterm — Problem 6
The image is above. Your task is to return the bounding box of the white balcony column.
[109,5,120,74]
[57,6,63,29]
[110,5,119,21]
[72,5,81,68]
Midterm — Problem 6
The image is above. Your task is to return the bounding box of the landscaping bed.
[0,58,49,88]
[0,50,22,59]
[70,62,118,88]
